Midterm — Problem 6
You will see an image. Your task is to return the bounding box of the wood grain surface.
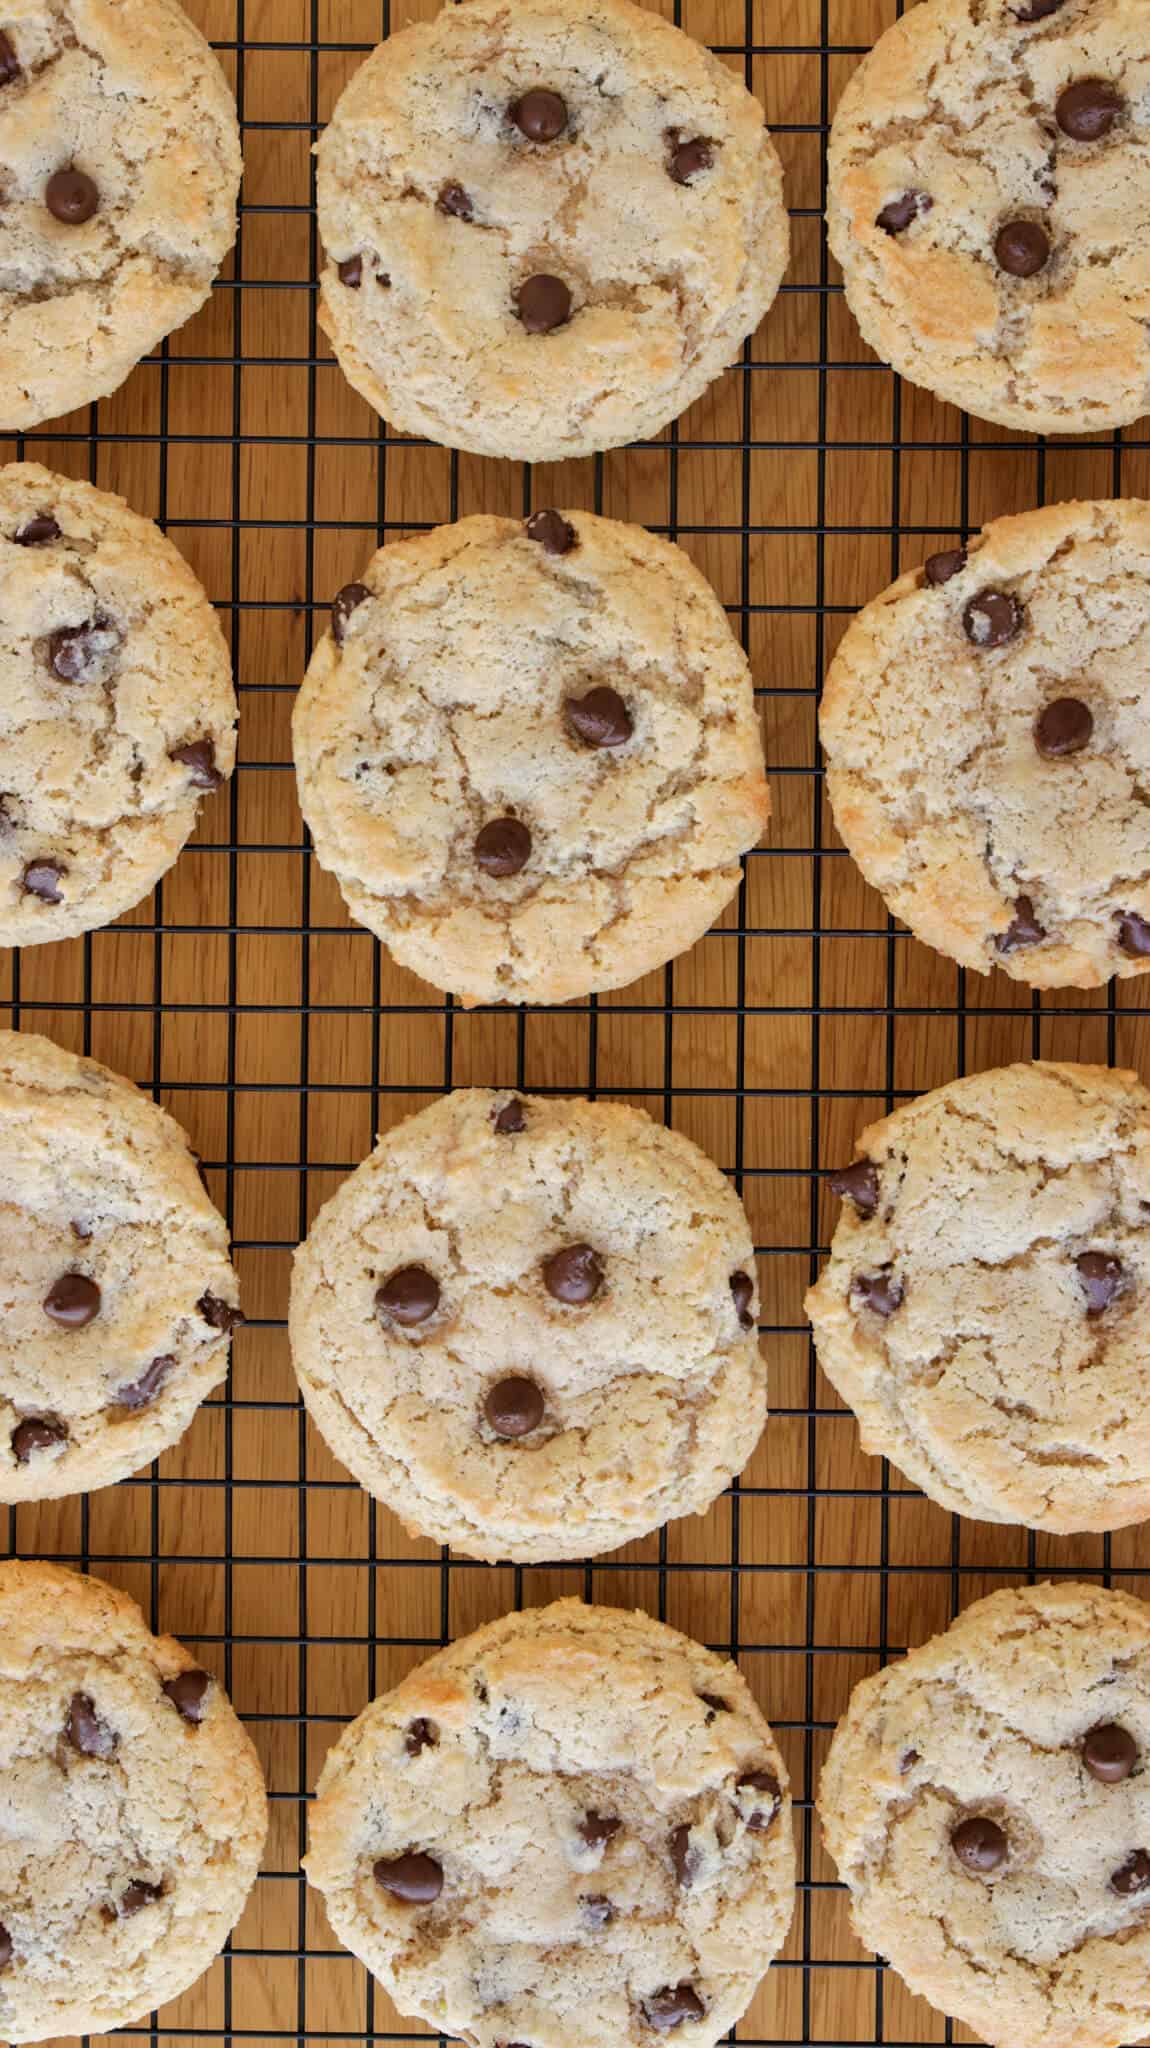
[3,1,1149,2044]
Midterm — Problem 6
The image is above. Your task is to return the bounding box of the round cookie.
[0,1027,242,1502]
[314,0,788,461]
[805,1060,1150,1533]
[821,499,1150,989]
[306,1598,793,2048]
[827,0,1150,436]
[819,1580,1150,2048]
[292,513,768,1007]
[0,1558,266,2042]
[0,463,237,945]
[289,1088,765,1562]
[0,0,241,429]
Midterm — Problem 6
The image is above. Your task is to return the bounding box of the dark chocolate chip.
[338,255,363,287]
[1057,78,1122,141]
[332,582,370,644]
[876,189,931,234]
[525,509,576,555]
[0,1925,11,1970]
[119,1880,162,1917]
[643,1985,705,2032]
[66,1692,118,1759]
[1035,697,1092,757]
[669,136,714,184]
[163,1670,211,1724]
[475,817,531,876]
[1112,1849,1150,1896]
[46,167,98,223]
[730,1270,755,1329]
[699,1692,730,1716]
[996,895,1046,953]
[197,1291,244,1333]
[738,1770,781,1831]
[581,1893,614,1927]
[995,219,1050,277]
[113,1355,175,1411]
[1076,1250,1124,1316]
[405,1717,438,1756]
[1014,0,1064,15]
[49,618,119,682]
[437,180,473,220]
[670,1824,697,1885]
[71,1218,92,1241]
[542,1243,603,1304]
[851,1270,903,1317]
[376,1266,440,1326]
[12,1415,67,1461]
[484,1375,545,1438]
[171,738,223,790]
[494,1096,526,1134]
[829,1160,879,1217]
[951,1816,1007,1872]
[0,32,20,84]
[43,1272,100,1327]
[580,1811,621,1849]
[1117,912,1150,958]
[899,1748,919,1774]
[964,589,1024,648]
[373,1851,443,1902]
[512,88,567,141]
[515,274,572,333]
[923,547,967,585]
[1083,1723,1137,1783]
[565,686,632,748]
[15,514,60,545]
[21,859,65,903]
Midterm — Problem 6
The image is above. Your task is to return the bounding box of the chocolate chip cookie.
[289,1089,765,1561]
[0,1027,242,1502]
[806,1059,1150,1533]
[292,513,768,1006]
[820,1580,1150,2048]
[828,0,1150,435]
[0,1559,265,2041]
[315,0,788,460]
[305,1599,793,2048]
[821,499,1150,988]
[0,463,236,945]
[0,0,241,428]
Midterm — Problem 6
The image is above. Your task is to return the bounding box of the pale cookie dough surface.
[0,462,237,946]
[820,1581,1150,2048]
[292,513,768,1007]
[0,1559,266,2043]
[806,1061,1150,1533]
[306,1599,793,2048]
[315,0,788,461]
[0,0,241,428]
[290,1089,765,1562]
[821,499,1150,990]
[827,0,1150,435]
[0,1027,242,1502]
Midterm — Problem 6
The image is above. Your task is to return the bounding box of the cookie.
[290,1088,765,1562]
[819,1579,1150,2048]
[0,1558,266,2042]
[314,0,788,461]
[292,513,768,1007]
[0,0,241,429]
[821,499,1150,989]
[806,1060,1150,1533]
[0,463,237,945]
[827,0,1150,436]
[306,1598,793,2048]
[0,1027,242,1502]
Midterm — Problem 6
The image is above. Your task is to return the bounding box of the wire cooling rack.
[5,2,1150,2046]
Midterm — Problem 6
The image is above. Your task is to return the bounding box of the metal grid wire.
[2,2,1150,2046]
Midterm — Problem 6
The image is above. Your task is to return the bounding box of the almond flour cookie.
[306,1599,793,2048]
[821,500,1150,989]
[0,463,237,945]
[0,0,241,429]
[290,1088,765,1562]
[820,1580,1150,2048]
[828,0,1150,435]
[0,1028,242,1502]
[0,1559,266,2042]
[314,0,788,461]
[806,1060,1150,1533]
[292,513,768,1007]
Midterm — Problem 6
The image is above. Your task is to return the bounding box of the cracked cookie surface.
[305,1598,793,2048]
[0,0,241,428]
[827,0,1150,435]
[0,1558,266,2042]
[314,0,788,461]
[821,499,1150,989]
[289,1089,766,1562]
[0,1027,242,1503]
[0,462,237,946]
[806,1060,1150,1532]
[819,1580,1150,2048]
[292,513,768,1007]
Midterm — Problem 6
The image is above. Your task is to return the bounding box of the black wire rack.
[5,2,1150,2047]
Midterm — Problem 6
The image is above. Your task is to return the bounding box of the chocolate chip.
[1112,1849,1150,1895]
[899,1748,919,1774]
[113,1355,175,1411]
[995,219,1050,277]
[1035,697,1092,757]
[46,167,98,223]
[437,180,473,220]
[699,1692,730,1716]
[996,895,1046,953]
[119,1880,162,1917]
[668,136,714,184]
[163,1670,211,1724]
[542,1243,603,1304]
[1076,1250,1124,1316]
[338,255,362,287]
[332,582,370,644]
[581,1893,614,1927]
[525,509,576,554]
[1014,0,1064,15]
[15,514,60,545]
[670,1825,697,1885]
[580,1811,621,1848]
[565,687,632,748]
[49,618,119,682]
[0,1925,11,1970]
[21,859,65,903]
[851,1270,903,1317]
[876,189,931,234]
[71,1218,92,1241]
[171,739,223,790]
[1117,912,1150,958]
[43,1272,100,1327]
[951,1816,1007,1872]
[373,1851,443,1902]
[376,1266,440,1327]
[484,1375,545,1437]
[512,89,567,141]
[738,1770,781,1832]
[730,1270,755,1329]
[1057,79,1122,141]
[964,589,1024,648]
[829,1160,879,1216]
[197,1291,243,1333]
[494,1096,526,1134]
[12,1415,67,1461]
[643,1985,705,2032]
[66,1692,118,1759]
[923,547,967,586]
[405,1717,438,1756]
[475,817,531,876]
[515,274,572,333]
[0,32,19,84]
[1083,1723,1137,1783]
